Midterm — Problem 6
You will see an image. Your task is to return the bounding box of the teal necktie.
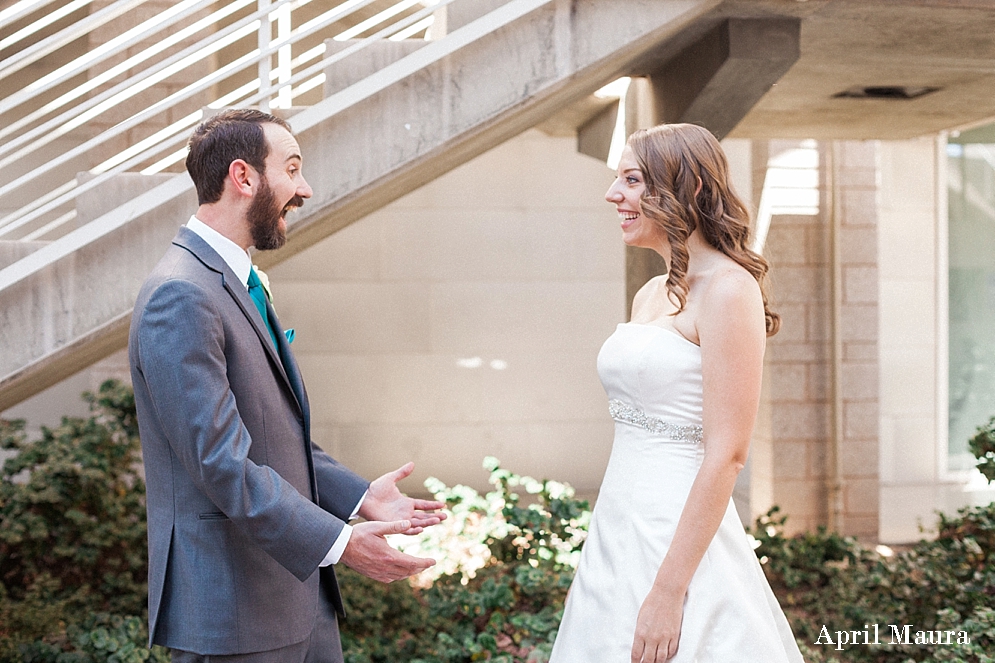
[247,267,280,350]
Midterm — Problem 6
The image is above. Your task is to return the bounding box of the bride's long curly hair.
[628,123,780,336]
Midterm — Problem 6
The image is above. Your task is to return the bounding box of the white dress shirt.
[186,217,360,566]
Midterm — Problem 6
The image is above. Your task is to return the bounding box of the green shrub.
[752,503,995,662]
[969,416,995,482]
[0,381,167,662]
[14,615,170,663]
[750,506,862,593]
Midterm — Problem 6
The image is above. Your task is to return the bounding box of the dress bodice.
[597,323,703,428]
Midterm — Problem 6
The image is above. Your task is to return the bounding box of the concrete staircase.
[0,0,804,410]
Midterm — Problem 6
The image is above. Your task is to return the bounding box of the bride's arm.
[631,269,767,663]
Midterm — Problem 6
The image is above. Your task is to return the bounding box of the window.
[948,125,995,471]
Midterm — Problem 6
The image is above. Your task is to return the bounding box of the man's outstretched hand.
[340,520,436,583]
[358,462,447,535]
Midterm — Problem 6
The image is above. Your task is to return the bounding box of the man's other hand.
[358,462,447,534]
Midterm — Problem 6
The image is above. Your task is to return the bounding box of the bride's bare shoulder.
[630,274,672,320]
[698,262,764,329]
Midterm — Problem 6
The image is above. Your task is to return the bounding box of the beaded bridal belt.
[608,399,703,445]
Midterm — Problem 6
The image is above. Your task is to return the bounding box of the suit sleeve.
[136,278,340,581]
[310,443,369,520]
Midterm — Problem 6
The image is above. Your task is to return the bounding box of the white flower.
[253,265,273,302]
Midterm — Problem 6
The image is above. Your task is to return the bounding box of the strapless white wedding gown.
[549,323,803,663]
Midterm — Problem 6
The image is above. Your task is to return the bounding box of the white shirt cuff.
[320,524,352,567]
[318,491,368,567]
[351,490,367,519]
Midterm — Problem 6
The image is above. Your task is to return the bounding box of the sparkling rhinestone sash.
[608,399,703,445]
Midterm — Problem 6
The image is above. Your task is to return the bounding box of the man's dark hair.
[185,108,293,205]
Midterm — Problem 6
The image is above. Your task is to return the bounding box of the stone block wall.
[836,141,880,539]
[758,140,879,538]
[762,208,831,534]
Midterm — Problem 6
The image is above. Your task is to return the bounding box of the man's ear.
[227,159,256,199]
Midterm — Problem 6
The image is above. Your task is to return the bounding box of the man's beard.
[248,175,303,251]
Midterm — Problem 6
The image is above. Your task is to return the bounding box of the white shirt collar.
[186,216,253,289]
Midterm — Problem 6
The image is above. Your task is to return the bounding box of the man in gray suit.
[129,108,444,663]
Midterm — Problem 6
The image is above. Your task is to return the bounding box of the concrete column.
[762,204,832,535]
[835,140,880,539]
[577,102,619,164]
[760,139,880,538]
[646,18,800,140]
[623,77,666,314]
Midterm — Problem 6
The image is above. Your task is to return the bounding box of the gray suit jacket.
[129,227,369,655]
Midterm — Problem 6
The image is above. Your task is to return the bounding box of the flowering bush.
[389,457,589,586]
[387,477,509,586]
[339,457,589,663]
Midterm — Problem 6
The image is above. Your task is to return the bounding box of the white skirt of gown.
[549,324,804,663]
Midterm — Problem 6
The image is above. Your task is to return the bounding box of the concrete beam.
[649,17,801,139]
[535,93,617,138]
[0,240,47,271]
[0,312,130,413]
[445,0,508,31]
[576,101,618,163]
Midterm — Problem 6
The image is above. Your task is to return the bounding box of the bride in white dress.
[549,124,804,663]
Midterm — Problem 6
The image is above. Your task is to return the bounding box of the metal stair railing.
[1,0,148,80]
[0,0,451,243]
[0,0,455,242]
[0,0,221,121]
[0,0,552,293]
[0,0,99,60]
[0,0,287,196]
[0,0,66,29]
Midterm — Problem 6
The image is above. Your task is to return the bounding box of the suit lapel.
[172,228,303,418]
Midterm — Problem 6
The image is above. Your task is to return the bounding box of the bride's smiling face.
[605,145,665,250]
